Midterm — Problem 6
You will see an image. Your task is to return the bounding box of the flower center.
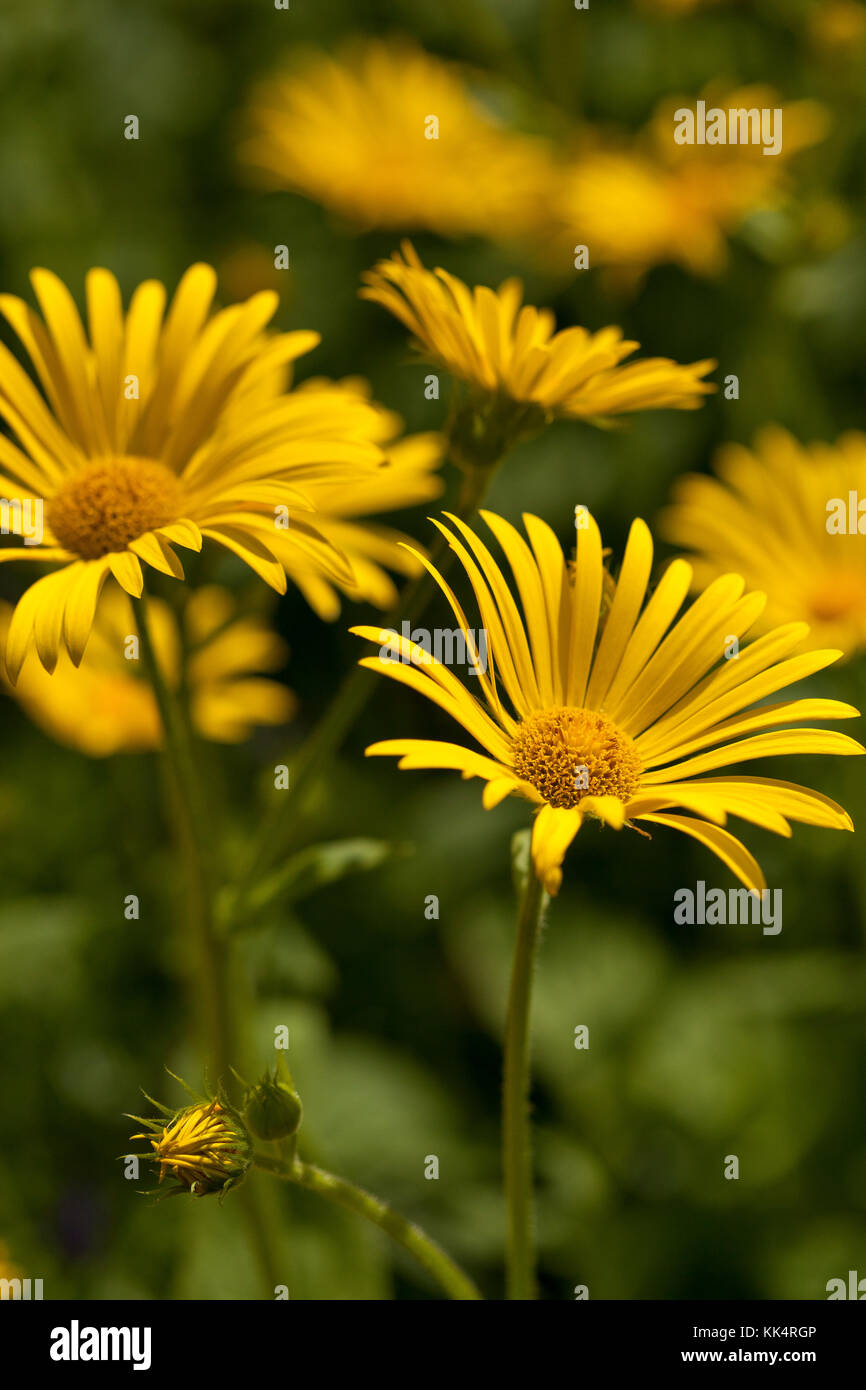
[48,457,183,559]
[809,570,866,624]
[511,706,642,809]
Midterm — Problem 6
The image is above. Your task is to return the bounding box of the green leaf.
[244,916,338,999]
[237,839,413,924]
[0,898,88,1007]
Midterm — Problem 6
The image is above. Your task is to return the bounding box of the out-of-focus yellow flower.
[362,243,715,455]
[548,147,720,278]
[239,37,554,240]
[0,1241,22,1284]
[0,585,295,755]
[660,426,866,657]
[272,377,446,619]
[809,0,866,54]
[549,86,829,278]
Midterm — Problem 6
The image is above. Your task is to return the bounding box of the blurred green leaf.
[0,898,88,1007]
[239,838,413,924]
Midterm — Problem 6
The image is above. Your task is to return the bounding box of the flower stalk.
[136,592,234,1081]
[135,607,287,1294]
[503,835,548,1300]
[253,1153,482,1301]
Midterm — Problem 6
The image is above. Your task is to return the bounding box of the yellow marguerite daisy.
[352,510,861,895]
[0,586,295,755]
[0,263,385,680]
[239,37,552,240]
[549,87,828,278]
[361,243,715,427]
[660,425,866,655]
[272,377,445,618]
[548,146,729,280]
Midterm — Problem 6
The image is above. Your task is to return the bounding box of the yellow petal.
[635,812,766,892]
[530,804,583,895]
[108,551,144,597]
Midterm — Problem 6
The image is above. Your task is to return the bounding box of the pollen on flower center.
[48,457,183,560]
[511,706,642,809]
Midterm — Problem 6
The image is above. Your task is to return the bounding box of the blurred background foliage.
[1,0,865,1299]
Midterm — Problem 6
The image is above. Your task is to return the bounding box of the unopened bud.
[243,1067,303,1142]
[129,1087,251,1199]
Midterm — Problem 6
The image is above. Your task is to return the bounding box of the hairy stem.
[137,591,283,1296]
[254,1154,482,1301]
[503,861,547,1299]
[136,592,233,1082]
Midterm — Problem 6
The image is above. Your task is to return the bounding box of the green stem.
[237,1181,286,1295]
[136,592,234,1082]
[503,862,547,1300]
[227,463,492,925]
[138,591,290,1298]
[254,1155,482,1301]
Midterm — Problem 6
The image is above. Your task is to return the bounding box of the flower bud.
[243,1067,303,1142]
[131,1097,251,1198]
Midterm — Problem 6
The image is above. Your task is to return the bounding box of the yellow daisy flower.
[352,510,861,895]
[272,377,446,618]
[548,146,729,280]
[0,263,384,680]
[808,0,866,55]
[660,425,866,656]
[549,87,828,278]
[0,585,294,755]
[239,37,552,240]
[361,244,715,441]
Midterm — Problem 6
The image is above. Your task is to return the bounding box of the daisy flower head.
[548,87,828,280]
[0,263,386,680]
[361,243,716,469]
[352,509,862,895]
[130,1093,251,1199]
[0,585,295,756]
[239,37,553,242]
[648,85,827,264]
[547,145,729,281]
[660,425,866,657]
[270,376,446,618]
